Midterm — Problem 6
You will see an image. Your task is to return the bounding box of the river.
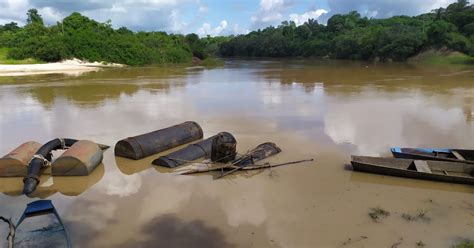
[0,59,473,247]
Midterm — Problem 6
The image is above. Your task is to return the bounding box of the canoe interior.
[391,147,474,161]
[352,156,474,178]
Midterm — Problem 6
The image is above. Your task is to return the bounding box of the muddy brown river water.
[0,59,473,247]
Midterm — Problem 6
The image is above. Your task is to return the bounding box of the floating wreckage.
[0,138,109,195]
[173,142,313,178]
[0,200,71,248]
[152,132,236,168]
[173,142,281,175]
[115,121,203,160]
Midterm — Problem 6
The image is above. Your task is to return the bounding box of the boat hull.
[351,156,474,185]
[391,147,474,164]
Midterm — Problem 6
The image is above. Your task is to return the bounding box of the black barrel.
[115,121,203,160]
[153,132,236,168]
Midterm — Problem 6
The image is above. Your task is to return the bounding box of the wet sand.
[0,59,473,247]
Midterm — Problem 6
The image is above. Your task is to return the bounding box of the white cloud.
[289,9,328,26]
[232,24,249,35]
[0,0,194,32]
[169,9,188,32]
[326,0,454,18]
[251,0,286,28]
[197,20,228,37]
[198,5,208,12]
[260,0,283,11]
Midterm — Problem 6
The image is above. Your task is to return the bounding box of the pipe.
[23,138,78,195]
[153,132,235,168]
[115,121,203,160]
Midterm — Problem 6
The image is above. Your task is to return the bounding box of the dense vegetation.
[0,0,472,65]
[0,10,213,65]
[220,0,474,62]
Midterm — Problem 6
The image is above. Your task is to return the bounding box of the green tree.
[26,9,43,25]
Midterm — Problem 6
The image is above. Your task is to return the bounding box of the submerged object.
[0,141,42,177]
[153,132,235,168]
[233,142,282,166]
[211,132,237,163]
[115,121,203,160]
[52,140,103,176]
[15,200,71,248]
[351,156,474,185]
[174,142,282,175]
[391,147,474,164]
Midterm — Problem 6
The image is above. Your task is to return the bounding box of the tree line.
[219,0,473,61]
[0,0,472,65]
[0,10,213,65]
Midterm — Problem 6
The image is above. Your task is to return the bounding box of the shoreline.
[0,58,124,77]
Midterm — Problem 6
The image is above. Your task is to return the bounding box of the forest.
[220,0,473,61]
[0,10,213,65]
[0,0,472,65]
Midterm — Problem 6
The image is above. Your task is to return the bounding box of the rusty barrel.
[153,132,235,168]
[52,140,103,176]
[0,141,42,177]
[115,121,203,160]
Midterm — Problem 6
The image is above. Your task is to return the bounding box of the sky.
[0,0,456,36]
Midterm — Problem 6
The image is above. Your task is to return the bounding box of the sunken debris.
[368,207,390,222]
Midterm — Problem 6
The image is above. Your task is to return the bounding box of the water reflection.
[0,163,104,198]
[1,59,474,247]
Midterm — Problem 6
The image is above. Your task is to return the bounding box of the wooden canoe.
[391,147,474,164]
[351,156,474,185]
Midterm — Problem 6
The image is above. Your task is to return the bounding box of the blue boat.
[391,147,474,164]
[14,200,71,248]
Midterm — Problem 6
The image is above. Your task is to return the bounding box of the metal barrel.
[153,132,235,168]
[0,141,42,177]
[52,140,103,176]
[114,121,203,160]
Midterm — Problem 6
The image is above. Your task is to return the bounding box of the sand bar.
[0,58,123,76]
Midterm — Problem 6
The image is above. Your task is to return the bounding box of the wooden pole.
[0,216,15,248]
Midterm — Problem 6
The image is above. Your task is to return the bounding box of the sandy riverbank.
[0,58,124,76]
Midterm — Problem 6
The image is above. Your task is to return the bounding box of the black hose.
[23,138,78,195]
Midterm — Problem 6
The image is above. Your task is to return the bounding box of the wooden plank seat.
[414,160,432,173]
[452,151,465,161]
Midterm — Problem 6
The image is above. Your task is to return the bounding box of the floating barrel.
[52,140,103,176]
[153,132,235,168]
[0,141,42,177]
[115,121,203,160]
